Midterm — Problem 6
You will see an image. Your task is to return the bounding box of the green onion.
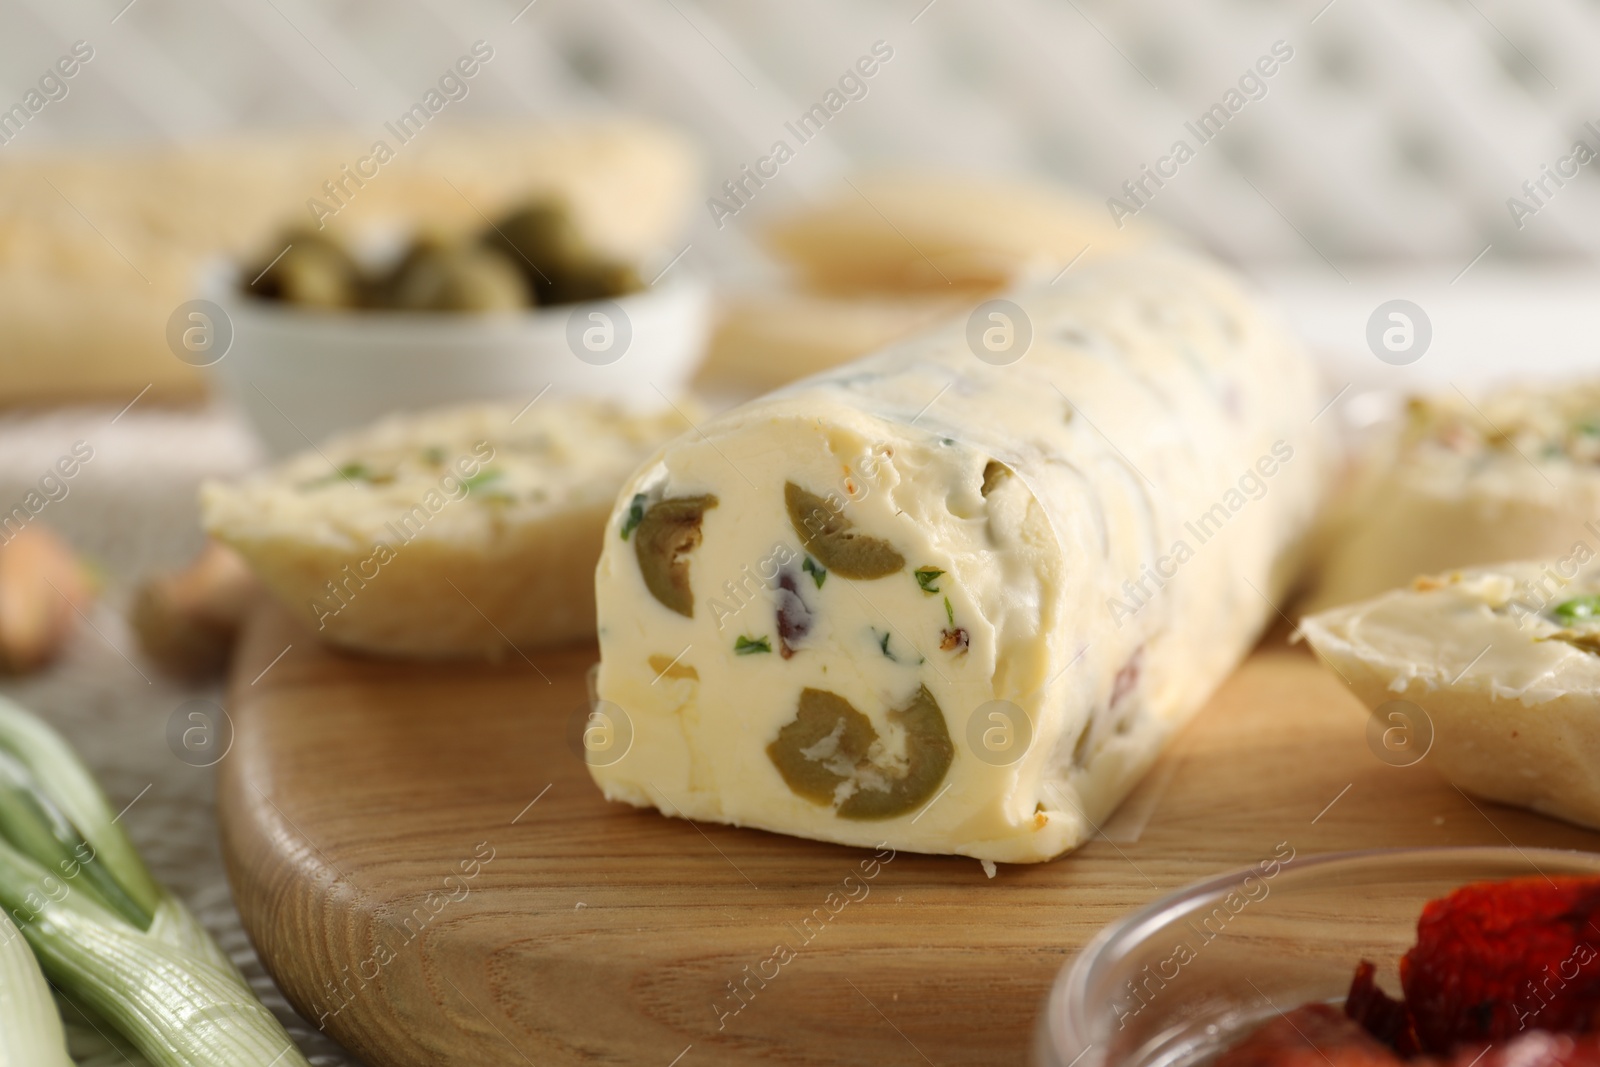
[0,701,160,922]
[0,697,309,1067]
[0,748,151,929]
[1552,595,1600,624]
[58,993,152,1067]
[0,906,73,1067]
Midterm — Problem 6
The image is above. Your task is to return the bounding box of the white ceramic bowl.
[202,272,711,457]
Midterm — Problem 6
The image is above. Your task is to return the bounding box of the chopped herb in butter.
[802,556,827,588]
[873,628,923,665]
[1552,595,1600,625]
[302,461,375,489]
[462,469,504,493]
[619,493,647,540]
[735,634,771,655]
[914,567,943,594]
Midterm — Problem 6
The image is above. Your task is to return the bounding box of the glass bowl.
[1035,847,1600,1067]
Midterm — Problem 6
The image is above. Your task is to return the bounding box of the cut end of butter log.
[589,250,1328,863]
[1300,563,1600,833]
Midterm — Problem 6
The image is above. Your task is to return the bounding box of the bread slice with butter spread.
[1301,562,1600,832]
[202,400,692,659]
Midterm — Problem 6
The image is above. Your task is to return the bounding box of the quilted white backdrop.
[4,0,1599,275]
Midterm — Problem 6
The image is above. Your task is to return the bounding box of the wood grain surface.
[218,603,1600,1067]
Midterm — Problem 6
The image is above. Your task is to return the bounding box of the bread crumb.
[981,860,997,879]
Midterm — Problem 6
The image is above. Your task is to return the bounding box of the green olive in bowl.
[381,243,530,313]
[244,229,363,309]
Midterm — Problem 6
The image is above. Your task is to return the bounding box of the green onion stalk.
[0,696,311,1067]
[0,904,73,1067]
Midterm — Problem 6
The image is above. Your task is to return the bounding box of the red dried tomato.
[1347,960,1420,1055]
[1401,876,1600,1054]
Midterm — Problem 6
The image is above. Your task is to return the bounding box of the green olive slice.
[836,685,953,820]
[766,688,878,804]
[783,482,904,580]
[635,495,717,617]
[767,685,954,820]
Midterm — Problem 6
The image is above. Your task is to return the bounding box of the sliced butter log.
[1305,383,1600,612]
[590,250,1328,863]
[203,399,692,660]
[1300,564,1600,832]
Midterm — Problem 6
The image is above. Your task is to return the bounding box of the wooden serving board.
[219,603,1600,1067]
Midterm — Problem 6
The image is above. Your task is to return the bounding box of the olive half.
[767,685,953,820]
[784,482,904,580]
[635,495,718,617]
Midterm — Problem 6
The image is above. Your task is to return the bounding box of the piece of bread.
[1300,563,1600,831]
[697,290,970,391]
[202,399,694,659]
[1304,383,1600,612]
[761,170,1156,295]
[0,122,697,406]
[589,249,1327,863]
[694,171,1161,393]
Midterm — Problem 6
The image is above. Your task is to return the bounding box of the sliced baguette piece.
[1305,382,1600,612]
[698,289,971,391]
[202,399,693,659]
[761,171,1156,294]
[1300,562,1600,830]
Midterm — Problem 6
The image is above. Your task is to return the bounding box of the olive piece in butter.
[767,688,877,804]
[635,495,718,617]
[784,482,904,580]
[837,685,952,819]
[981,459,1013,497]
[766,685,954,820]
